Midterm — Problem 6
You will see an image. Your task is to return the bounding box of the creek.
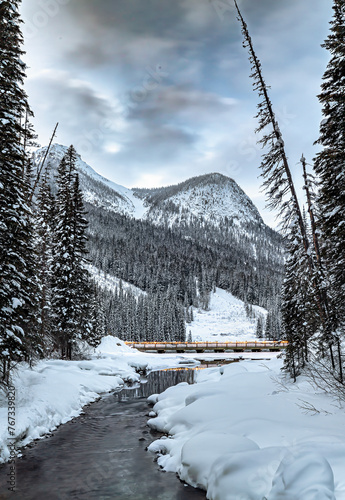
[0,369,206,500]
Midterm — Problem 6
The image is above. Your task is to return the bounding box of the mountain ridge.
[33,144,146,217]
[33,144,266,230]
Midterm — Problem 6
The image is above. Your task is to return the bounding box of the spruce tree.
[52,155,74,357]
[256,317,263,339]
[314,0,345,332]
[282,219,318,379]
[0,0,37,382]
[86,285,106,347]
[35,169,55,352]
[52,146,93,358]
[234,2,305,236]
[71,173,94,334]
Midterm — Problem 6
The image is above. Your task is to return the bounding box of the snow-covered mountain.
[33,144,264,229]
[134,173,263,227]
[33,144,146,218]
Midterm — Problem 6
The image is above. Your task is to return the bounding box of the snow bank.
[96,335,200,372]
[147,359,345,499]
[97,335,137,354]
[0,336,198,464]
[0,350,138,463]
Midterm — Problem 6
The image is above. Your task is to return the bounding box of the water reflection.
[115,369,195,402]
[0,368,205,500]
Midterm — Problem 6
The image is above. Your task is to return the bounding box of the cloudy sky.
[20,0,332,227]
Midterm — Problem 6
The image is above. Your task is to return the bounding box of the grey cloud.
[127,85,237,128]
[26,71,121,149]
[113,123,199,167]
[67,0,184,36]
[49,0,239,70]
[65,33,189,71]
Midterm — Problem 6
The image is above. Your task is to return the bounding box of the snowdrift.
[147,359,345,499]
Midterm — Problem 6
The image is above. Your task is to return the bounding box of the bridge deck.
[125,341,288,353]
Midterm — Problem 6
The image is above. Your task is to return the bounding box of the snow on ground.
[147,358,345,499]
[188,288,267,342]
[86,265,146,296]
[96,335,200,372]
[174,351,279,364]
[0,337,198,464]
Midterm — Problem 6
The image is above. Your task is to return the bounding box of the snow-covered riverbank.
[147,358,345,500]
[0,337,198,464]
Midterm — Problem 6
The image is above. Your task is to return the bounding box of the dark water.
[0,369,205,500]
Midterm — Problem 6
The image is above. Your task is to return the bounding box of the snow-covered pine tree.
[71,172,95,335]
[146,297,155,342]
[35,170,55,353]
[0,0,38,382]
[282,219,318,380]
[177,301,186,341]
[52,154,75,357]
[136,295,144,341]
[234,3,305,235]
[256,316,264,339]
[52,146,93,359]
[314,0,345,337]
[22,105,39,161]
[300,156,342,374]
[86,284,106,347]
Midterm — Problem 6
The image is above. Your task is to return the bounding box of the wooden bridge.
[125,341,288,353]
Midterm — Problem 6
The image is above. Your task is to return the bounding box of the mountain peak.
[134,171,263,226]
[32,144,146,218]
[186,172,232,184]
[33,144,264,228]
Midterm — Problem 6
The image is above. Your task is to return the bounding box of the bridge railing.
[125,341,288,350]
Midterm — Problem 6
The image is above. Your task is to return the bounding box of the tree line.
[100,284,186,342]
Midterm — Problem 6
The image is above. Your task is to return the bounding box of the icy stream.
[0,369,206,500]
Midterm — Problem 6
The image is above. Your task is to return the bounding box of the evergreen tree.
[52,155,74,357]
[282,219,318,379]
[71,173,94,333]
[86,285,106,347]
[52,146,92,359]
[0,0,37,382]
[256,317,263,339]
[314,0,345,333]
[35,169,55,354]
[234,2,305,238]
[235,0,341,378]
